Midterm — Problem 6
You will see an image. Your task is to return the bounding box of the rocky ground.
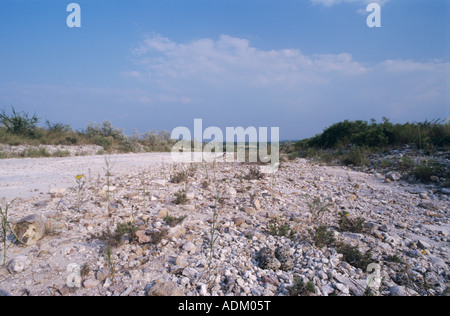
[0,152,449,296]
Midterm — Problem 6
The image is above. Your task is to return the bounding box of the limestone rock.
[6,256,31,274]
[386,172,401,182]
[145,279,184,296]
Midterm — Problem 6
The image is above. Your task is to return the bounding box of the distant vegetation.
[0,107,175,156]
[282,118,450,185]
[283,118,449,159]
[296,118,449,151]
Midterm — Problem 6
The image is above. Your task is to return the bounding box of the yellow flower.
[421,250,427,255]
[75,174,84,180]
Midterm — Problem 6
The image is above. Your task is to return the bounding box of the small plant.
[139,170,150,208]
[170,170,188,184]
[305,195,331,225]
[174,189,188,205]
[73,174,86,212]
[266,219,295,239]
[163,213,187,227]
[312,225,335,248]
[99,221,138,248]
[104,245,115,279]
[338,211,369,234]
[0,199,15,266]
[412,160,448,183]
[148,228,169,245]
[207,195,221,282]
[288,277,316,296]
[399,156,415,170]
[201,180,210,190]
[115,221,139,244]
[103,156,113,203]
[80,263,90,281]
[341,146,369,167]
[337,242,373,270]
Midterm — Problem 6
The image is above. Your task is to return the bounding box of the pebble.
[182,242,197,254]
[0,156,448,297]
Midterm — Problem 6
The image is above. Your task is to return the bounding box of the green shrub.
[288,277,316,296]
[164,213,187,227]
[295,118,450,151]
[266,219,295,239]
[312,225,335,248]
[337,242,373,270]
[92,135,112,150]
[413,160,448,182]
[341,146,369,166]
[338,212,369,234]
[174,190,188,205]
[0,107,39,137]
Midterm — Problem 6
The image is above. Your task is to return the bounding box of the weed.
[148,228,169,245]
[413,160,448,183]
[138,170,150,208]
[0,199,15,266]
[337,242,373,270]
[170,170,188,184]
[23,148,51,158]
[174,189,188,205]
[288,277,316,296]
[201,180,210,190]
[338,211,369,234]
[207,195,221,282]
[311,225,335,248]
[266,219,295,239]
[99,221,138,248]
[163,213,187,227]
[305,195,331,225]
[104,245,115,279]
[399,156,415,170]
[341,146,369,167]
[73,174,86,212]
[44,220,62,237]
[80,263,90,281]
[103,156,113,204]
[386,254,404,264]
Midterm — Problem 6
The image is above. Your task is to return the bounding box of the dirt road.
[0,153,173,201]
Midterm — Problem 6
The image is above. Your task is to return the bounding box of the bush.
[85,121,124,140]
[413,160,448,182]
[288,277,316,296]
[338,212,369,234]
[92,135,112,150]
[337,242,373,270]
[0,107,39,137]
[340,146,369,166]
[312,225,335,248]
[296,118,450,151]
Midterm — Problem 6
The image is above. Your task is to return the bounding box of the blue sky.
[0,0,449,140]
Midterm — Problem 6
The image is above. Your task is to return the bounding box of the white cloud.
[1,33,447,139]
[132,33,366,92]
[126,33,449,137]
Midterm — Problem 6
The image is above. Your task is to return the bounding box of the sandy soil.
[0,153,173,201]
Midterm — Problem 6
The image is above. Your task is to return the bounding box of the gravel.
[0,153,448,296]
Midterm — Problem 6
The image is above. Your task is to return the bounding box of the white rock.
[7,256,30,274]
[183,242,197,254]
